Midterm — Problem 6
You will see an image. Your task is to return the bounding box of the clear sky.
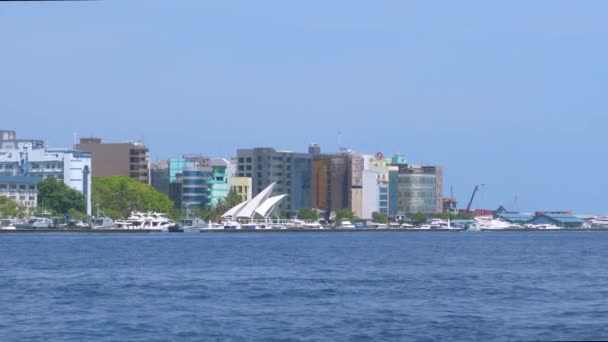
[1,1,607,213]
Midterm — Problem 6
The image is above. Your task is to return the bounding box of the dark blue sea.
[1,231,608,341]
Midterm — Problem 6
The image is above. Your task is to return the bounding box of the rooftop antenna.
[338,130,342,151]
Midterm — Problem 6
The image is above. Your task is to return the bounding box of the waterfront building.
[230,177,252,202]
[395,164,443,215]
[312,149,365,218]
[165,157,231,209]
[208,158,230,207]
[0,130,92,215]
[181,165,211,209]
[169,155,210,182]
[76,137,150,184]
[0,175,43,210]
[362,155,393,219]
[150,160,169,195]
[528,212,585,228]
[236,147,312,217]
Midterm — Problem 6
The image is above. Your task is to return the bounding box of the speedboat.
[336,220,355,229]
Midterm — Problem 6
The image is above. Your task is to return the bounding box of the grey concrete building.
[236,147,312,217]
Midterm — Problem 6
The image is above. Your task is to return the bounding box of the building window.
[0,184,6,189]
[246,165,252,171]
[29,196,35,201]
[238,165,244,171]
[239,158,244,163]
[9,184,16,190]
[246,158,252,163]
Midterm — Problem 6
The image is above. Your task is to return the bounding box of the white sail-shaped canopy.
[222,200,248,218]
[255,194,287,218]
[222,183,279,219]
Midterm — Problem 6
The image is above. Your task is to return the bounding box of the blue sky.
[1,1,607,213]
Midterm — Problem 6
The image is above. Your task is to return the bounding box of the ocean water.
[1,231,608,341]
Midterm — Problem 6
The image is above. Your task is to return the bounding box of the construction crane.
[466,185,481,213]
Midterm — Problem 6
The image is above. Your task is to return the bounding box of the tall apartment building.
[236,148,312,216]
[312,150,364,218]
[76,138,150,184]
[0,130,92,215]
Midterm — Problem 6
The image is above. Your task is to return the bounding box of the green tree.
[297,208,319,221]
[37,177,86,216]
[0,196,20,218]
[92,176,174,219]
[335,208,355,223]
[410,212,428,224]
[224,189,244,208]
[372,211,389,223]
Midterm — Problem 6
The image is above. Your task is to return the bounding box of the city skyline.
[2,1,607,213]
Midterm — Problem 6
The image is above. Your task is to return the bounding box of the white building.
[0,130,92,216]
[361,155,393,220]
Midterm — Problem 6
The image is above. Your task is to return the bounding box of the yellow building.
[230,177,252,202]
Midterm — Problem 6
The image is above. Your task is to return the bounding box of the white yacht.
[116,211,175,231]
[588,216,608,228]
[336,220,355,229]
[1,218,19,230]
[303,222,322,229]
[471,216,521,230]
[526,223,562,230]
